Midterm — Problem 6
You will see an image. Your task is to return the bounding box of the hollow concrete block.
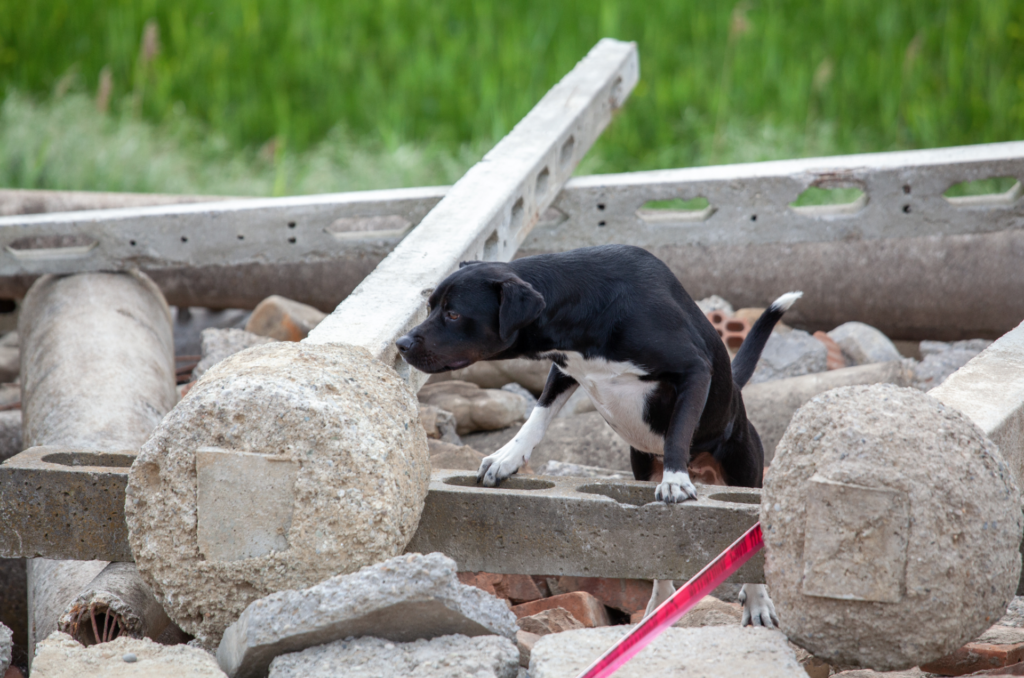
[31,632,227,677]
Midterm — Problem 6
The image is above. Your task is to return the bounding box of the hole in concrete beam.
[790,186,867,217]
[706,492,760,505]
[42,452,135,468]
[483,230,500,260]
[636,197,715,224]
[535,167,550,198]
[944,177,1022,207]
[510,197,525,232]
[559,136,575,170]
[6,234,98,260]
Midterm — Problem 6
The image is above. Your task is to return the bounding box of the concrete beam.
[0,459,764,582]
[930,319,1024,485]
[304,38,639,383]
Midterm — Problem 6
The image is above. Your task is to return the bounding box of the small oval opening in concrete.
[559,136,575,170]
[577,483,653,506]
[636,197,715,225]
[6,234,98,260]
[444,476,554,491]
[42,452,135,468]
[790,186,866,216]
[706,492,760,505]
[944,176,1021,207]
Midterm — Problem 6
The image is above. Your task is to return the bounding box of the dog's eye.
[445,310,460,321]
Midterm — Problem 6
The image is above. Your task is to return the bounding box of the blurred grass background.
[1,0,1022,196]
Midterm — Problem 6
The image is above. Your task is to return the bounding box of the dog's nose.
[396,334,417,354]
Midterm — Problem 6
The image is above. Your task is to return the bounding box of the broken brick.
[556,576,652,615]
[920,626,1024,676]
[511,592,611,628]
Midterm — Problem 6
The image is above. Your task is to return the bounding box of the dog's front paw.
[739,584,779,628]
[476,444,527,487]
[654,470,698,503]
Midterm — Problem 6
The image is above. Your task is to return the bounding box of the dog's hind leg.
[654,368,711,503]
[739,583,779,627]
[478,364,577,487]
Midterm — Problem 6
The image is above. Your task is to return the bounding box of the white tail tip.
[770,291,803,312]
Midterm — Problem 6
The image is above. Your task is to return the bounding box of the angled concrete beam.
[304,38,639,383]
[930,320,1024,484]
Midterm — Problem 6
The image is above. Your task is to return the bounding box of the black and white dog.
[396,244,799,626]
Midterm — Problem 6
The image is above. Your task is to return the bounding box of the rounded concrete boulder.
[763,384,1022,671]
[125,342,430,645]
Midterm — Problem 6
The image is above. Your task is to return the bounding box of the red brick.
[456,572,544,605]
[517,608,585,636]
[511,592,611,628]
[813,331,847,370]
[557,576,653,614]
[921,626,1024,676]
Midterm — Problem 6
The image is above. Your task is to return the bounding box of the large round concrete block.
[125,342,430,645]
[762,384,1022,671]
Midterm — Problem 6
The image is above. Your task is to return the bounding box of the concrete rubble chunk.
[191,328,276,382]
[0,410,21,463]
[517,630,541,668]
[828,321,902,365]
[267,634,519,678]
[528,626,806,677]
[0,622,10,675]
[763,384,1022,671]
[126,342,430,647]
[749,328,828,384]
[244,295,327,342]
[672,595,742,628]
[743,360,913,464]
[216,552,518,678]
[695,295,734,315]
[912,339,994,391]
[428,439,487,471]
[418,381,527,435]
[502,382,538,418]
[0,344,17,383]
[31,632,227,677]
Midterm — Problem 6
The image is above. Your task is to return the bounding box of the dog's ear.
[459,260,485,268]
[498,276,545,342]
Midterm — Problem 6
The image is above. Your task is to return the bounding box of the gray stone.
[32,632,227,677]
[465,412,631,472]
[216,552,518,678]
[0,622,10,675]
[528,626,806,677]
[999,596,1024,627]
[748,329,828,384]
[828,321,902,365]
[125,342,430,646]
[419,405,461,445]
[744,361,913,464]
[762,384,1022,670]
[912,339,992,390]
[0,409,22,462]
[267,634,519,678]
[538,460,627,480]
[502,382,538,418]
[192,327,275,381]
[172,306,251,358]
[695,295,734,315]
[418,381,527,435]
[672,595,742,628]
[431,359,554,396]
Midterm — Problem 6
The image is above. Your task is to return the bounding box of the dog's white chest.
[554,352,664,454]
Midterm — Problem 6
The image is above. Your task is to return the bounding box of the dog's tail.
[730,291,803,388]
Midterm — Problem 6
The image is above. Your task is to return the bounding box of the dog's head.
[396,261,546,373]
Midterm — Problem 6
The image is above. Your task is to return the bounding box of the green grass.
[2,1,1023,195]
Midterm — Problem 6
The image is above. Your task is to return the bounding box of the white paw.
[476,440,529,487]
[740,584,779,628]
[643,579,676,618]
[654,470,698,503]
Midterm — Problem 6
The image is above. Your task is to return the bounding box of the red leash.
[574,522,764,678]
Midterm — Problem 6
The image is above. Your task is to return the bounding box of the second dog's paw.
[476,447,526,487]
[740,584,779,628]
[654,470,698,503]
